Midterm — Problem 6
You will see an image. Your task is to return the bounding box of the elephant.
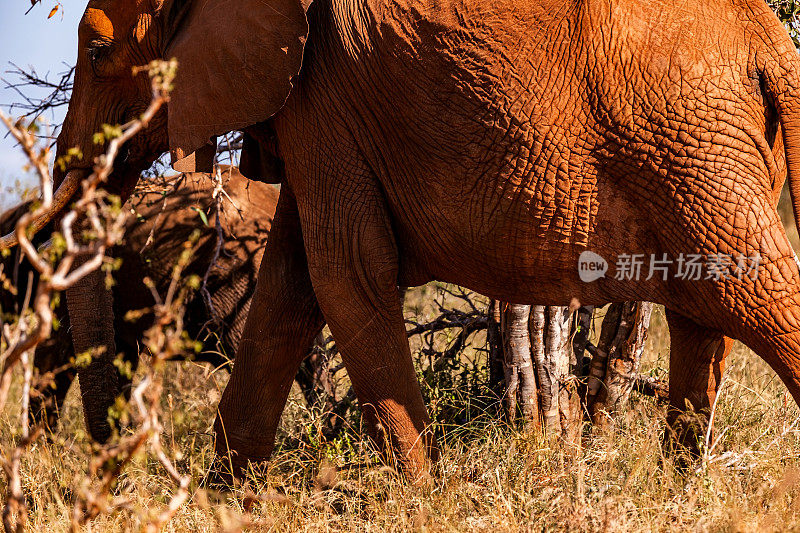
[4,0,800,481]
[0,168,277,439]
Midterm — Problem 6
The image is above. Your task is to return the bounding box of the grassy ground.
[5,196,800,531]
[6,299,800,531]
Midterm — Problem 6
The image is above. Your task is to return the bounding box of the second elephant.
[0,168,277,437]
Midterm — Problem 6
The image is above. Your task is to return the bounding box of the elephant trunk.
[0,169,85,250]
[66,255,119,443]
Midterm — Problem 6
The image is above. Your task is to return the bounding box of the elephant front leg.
[664,310,732,459]
[297,182,438,482]
[213,188,325,475]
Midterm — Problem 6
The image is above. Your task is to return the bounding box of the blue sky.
[0,2,82,211]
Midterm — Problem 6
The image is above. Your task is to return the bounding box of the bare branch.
[0,58,184,533]
[2,62,73,125]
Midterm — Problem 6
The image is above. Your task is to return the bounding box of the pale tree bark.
[589,302,654,425]
[530,306,550,427]
[498,304,581,439]
[533,306,581,441]
[540,307,563,430]
[547,307,581,445]
[495,301,654,437]
[500,303,539,425]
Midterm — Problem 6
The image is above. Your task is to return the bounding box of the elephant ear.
[164,0,311,172]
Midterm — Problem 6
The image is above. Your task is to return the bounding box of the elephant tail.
[760,30,800,244]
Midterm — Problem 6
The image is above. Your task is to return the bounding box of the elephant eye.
[87,40,113,70]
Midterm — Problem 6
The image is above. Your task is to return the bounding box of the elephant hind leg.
[664,310,733,457]
[665,200,800,449]
[296,175,437,482]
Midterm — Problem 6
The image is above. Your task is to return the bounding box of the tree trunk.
[549,307,581,445]
[66,257,120,443]
[527,306,550,429]
[497,304,581,438]
[585,303,623,409]
[486,300,505,399]
[591,302,653,424]
[571,305,595,375]
[500,303,539,425]
[544,307,567,432]
[495,301,652,439]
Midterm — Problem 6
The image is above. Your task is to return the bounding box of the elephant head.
[50,0,311,198]
[1,0,312,443]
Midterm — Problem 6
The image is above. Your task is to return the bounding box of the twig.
[0,59,185,533]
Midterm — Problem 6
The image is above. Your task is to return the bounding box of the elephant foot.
[203,449,273,492]
[662,407,711,471]
[211,417,276,483]
[663,310,730,471]
[201,455,245,492]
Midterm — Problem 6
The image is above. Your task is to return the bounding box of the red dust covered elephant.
[2,0,800,480]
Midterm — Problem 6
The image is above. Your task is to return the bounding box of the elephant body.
[282,0,787,309]
[236,0,798,471]
[25,0,800,478]
[113,168,275,365]
[0,169,278,434]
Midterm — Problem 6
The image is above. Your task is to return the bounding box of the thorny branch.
[0,59,189,532]
[215,132,243,162]
[2,63,74,126]
[3,62,245,161]
[70,234,195,531]
[200,165,244,324]
[0,58,175,380]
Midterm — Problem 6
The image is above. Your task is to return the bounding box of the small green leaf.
[191,206,209,226]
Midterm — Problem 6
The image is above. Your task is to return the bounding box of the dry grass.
[1,296,798,531]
